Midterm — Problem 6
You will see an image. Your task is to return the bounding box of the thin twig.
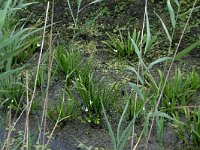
[41,1,54,149]
[25,70,29,150]
[5,107,11,150]
[35,1,50,146]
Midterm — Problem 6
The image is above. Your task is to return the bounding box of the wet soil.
[1,0,200,149]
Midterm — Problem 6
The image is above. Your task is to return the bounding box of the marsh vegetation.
[0,0,200,149]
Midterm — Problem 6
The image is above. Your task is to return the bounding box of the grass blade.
[126,66,144,85]
[175,38,200,60]
[129,83,144,100]
[155,12,172,43]
[89,0,103,5]
[0,0,12,29]
[0,67,24,80]
[167,0,176,28]
[101,100,117,150]
[117,100,130,146]
[130,38,145,66]
[156,111,184,125]
[172,0,180,7]
[67,0,75,24]
[147,57,172,71]
[77,0,82,11]
[144,5,151,54]
[119,119,134,150]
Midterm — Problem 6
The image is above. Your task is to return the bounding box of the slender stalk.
[5,107,11,150]
[67,0,77,40]
[133,126,145,150]
[41,1,54,149]
[29,1,49,113]
[67,0,76,26]
[25,70,29,150]
[33,1,50,146]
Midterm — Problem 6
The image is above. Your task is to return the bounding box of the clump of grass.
[48,92,80,127]
[72,73,120,125]
[172,107,200,145]
[29,64,47,90]
[0,76,25,112]
[36,65,46,88]
[76,56,94,87]
[163,68,200,114]
[54,45,82,81]
[116,92,148,122]
[147,68,200,115]
[101,95,146,150]
[73,74,102,125]
[103,29,156,58]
